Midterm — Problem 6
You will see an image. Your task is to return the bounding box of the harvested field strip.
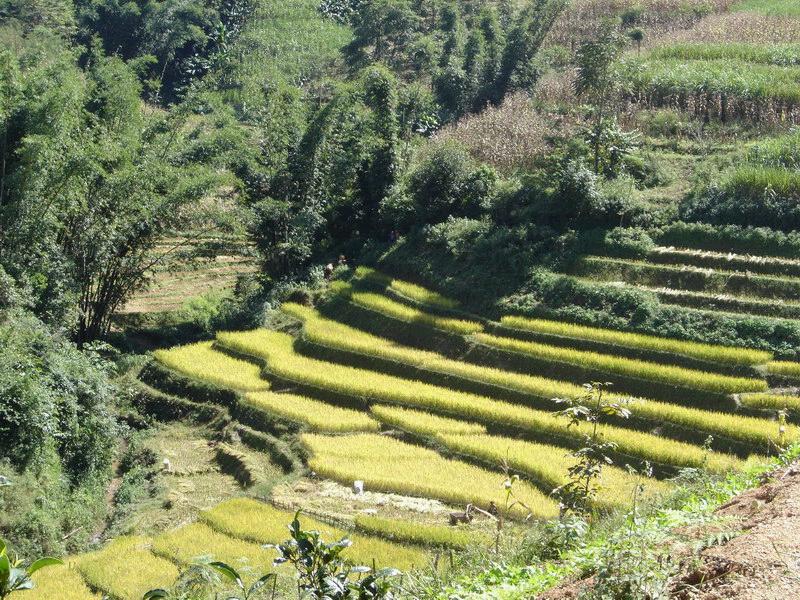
[353,266,461,310]
[371,405,487,436]
[648,246,800,278]
[354,515,483,550]
[152,523,274,575]
[301,433,560,519]
[77,536,179,600]
[330,281,483,335]
[739,392,800,412]
[284,304,786,448]
[499,314,771,367]
[436,433,671,511]
[154,341,269,392]
[201,498,428,570]
[576,256,800,300]
[216,329,742,472]
[241,390,380,432]
[473,332,768,395]
[13,563,101,600]
[767,361,800,379]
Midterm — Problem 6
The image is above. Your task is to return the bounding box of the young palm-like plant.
[552,382,632,517]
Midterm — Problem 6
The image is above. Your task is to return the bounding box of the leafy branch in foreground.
[0,538,62,598]
[271,511,400,599]
[552,382,631,518]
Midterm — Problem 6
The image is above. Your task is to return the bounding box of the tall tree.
[0,40,225,342]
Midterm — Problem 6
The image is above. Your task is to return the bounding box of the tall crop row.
[216,329,744,471]
[153,341,269,392]
[474,332,767,394]
[500,314,771,366]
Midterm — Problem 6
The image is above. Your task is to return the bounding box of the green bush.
[653,222,800,258]
[503,270,800,358]
[0,310,116,479]
[682,167,800,232]
[602,227,656,258]
[384,140,498,228]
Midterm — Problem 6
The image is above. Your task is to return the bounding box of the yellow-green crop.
[500,315,773,366]
[353,266,461,310]
[77,536,178,600]
[739,392,800,411]
[11,563,100,600]
[372,405,668,509]
[331,281,482,334]
[436,432,670,511]
[474,332,768,395]
[215,329,742,472]
[152,522,274,576]
[154,341,269,391]
[354,515,483,550]
[302,433,560,519]
[284,305,788,448]
[767,360,800,378]
[201,498,428,570]
[371,404,486,436]
[242,390,379,432]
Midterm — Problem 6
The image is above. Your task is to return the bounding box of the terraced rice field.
[569,245,800,324]
[56,268,800,595]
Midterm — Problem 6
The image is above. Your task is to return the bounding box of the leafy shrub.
[654,222,800,258]
[682,167,800,232]
[382,140,498,228]
[0,310,116,479]
[602,227,656,258]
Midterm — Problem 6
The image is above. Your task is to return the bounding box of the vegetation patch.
[371,405,486,436]
[200,498,428,570]
[354,515,482,550]
[10,563,100,600]
[330,281,483,335]
[152,522,275,576]
[739,392,800,412]
[766,361,800,379]
[474,332,767,395]
[353,267,461,310]
[576,256,800,301]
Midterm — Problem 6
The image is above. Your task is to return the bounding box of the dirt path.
[541,462,800,600]
[672,462,800,599]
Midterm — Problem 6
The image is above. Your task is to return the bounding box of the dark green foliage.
[601,227,655,258]
[503,270,800,358]
[272,512,400,599]
[345,0,564,119]
[0,310,116,479]
[0,39,225,341]
[654,222,800,259]
[381,140,497,229]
